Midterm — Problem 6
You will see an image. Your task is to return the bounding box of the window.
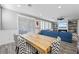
[40,20,52,30]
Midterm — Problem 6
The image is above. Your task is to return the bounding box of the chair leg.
[15,46,19,54]
[35,51,39,54]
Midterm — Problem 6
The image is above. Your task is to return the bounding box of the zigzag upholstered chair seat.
[51,37,61,54]
[17,36,37,54]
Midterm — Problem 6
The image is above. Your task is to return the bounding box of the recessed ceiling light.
[17,5,21,7]
[58,5,62,8]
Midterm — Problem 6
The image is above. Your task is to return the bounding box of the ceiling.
[1,4,79,22]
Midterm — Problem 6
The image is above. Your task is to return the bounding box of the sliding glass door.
[18,15,35,34]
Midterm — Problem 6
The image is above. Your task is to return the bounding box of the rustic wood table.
[21,33,57,54]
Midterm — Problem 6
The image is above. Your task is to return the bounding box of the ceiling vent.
[27,4,32,7]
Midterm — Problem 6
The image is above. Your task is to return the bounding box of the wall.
[0,7,1,30]
[77,20,79,35]
[2,8,17,30]
[68,20,77,33]
[1,8,54,32]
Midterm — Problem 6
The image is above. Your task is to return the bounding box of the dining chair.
[14,34,19,54]
[17,36,38,54]
[51,36,61,54]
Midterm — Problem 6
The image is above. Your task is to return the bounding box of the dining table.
[20,33,57,54]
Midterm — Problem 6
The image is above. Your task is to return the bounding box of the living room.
[0,4,79,54]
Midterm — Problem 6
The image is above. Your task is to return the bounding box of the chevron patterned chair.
[17,36,38,54]
[51,37,61,54]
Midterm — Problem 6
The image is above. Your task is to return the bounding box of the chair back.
[17,36,37,54]
[51,37,61,54]
[14,34,19,46]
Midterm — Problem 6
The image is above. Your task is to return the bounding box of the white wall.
[0,8,1,30]
[2,8,17,30]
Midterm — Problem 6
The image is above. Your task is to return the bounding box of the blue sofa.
[39,30,72,43]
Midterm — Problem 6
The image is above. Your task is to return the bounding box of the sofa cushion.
[59,32,72,43]
[39,30,58,38]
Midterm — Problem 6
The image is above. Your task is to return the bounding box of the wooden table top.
[21,33,57,54]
